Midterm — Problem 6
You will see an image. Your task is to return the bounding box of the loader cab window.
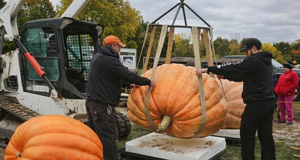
[65,34,95,82]
[22,27,60,94]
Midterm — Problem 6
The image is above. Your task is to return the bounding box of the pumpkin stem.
[156,115,172,132]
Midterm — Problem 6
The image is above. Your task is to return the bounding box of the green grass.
[118,102,300,159]
[219,139,300,160]
[118,126,300,159]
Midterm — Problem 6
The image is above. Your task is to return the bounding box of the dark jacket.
[274,70,299,96]
[208,52,275,103]
[86,45,151,106]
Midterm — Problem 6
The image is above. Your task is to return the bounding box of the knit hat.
[283,63,293,69]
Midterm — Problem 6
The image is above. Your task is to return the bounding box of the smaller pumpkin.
[4,115,103,160]
[217,79,245,129]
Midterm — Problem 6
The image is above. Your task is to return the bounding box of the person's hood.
[99,45,119,59]
[251,51,272,65]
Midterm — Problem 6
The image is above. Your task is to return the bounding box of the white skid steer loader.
[0,0,131,147]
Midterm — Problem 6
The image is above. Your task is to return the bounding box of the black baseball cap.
[240,38,262,52]
[283,63,293,69]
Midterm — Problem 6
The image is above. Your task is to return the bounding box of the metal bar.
[184,4,211,27]
[171,3,182,25]
[61,0,90,18]
[149,24,210,30]
[182,3,188,26]
[151,3,180,24]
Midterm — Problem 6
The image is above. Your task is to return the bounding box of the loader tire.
[116,112,131,139]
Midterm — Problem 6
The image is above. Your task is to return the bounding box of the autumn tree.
[228,39,240,55]
[18,0,56,28]
[56,0,142,47]
[262,43,285,63]
[274,42,292,56]
[214,37,229,57]
[291,39,300,50]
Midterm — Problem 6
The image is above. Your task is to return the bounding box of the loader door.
[21,27,61,96]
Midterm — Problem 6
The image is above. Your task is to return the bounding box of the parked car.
[222,55,300,101]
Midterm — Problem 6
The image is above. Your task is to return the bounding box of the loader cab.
[19,17,103,98]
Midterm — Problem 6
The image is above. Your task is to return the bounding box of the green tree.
[2,0,56,53]
[228,39,240,55]
[18,0,56,29]
[274,42,292,56]
[291,39,300,50]
[173,33,191,57]
[214,37,229,57]
[262,43,285,63]
[0,0,5,8]
[57,0,142,45]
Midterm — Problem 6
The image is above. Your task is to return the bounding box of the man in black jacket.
[86,35,155,160]
[196,38,275,160]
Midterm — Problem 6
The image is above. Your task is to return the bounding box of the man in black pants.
[196,38,275,160]
[86,35,155,160]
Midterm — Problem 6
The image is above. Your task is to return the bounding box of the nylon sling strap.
[143,26,157,73]
[208,27,227,100]
[144,25,168,131]
[201,29,214,78]
[191,26,207,138]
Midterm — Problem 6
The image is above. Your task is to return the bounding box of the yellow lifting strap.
[144,25,168,131]
[191,26,207,138]
[201,29,214,78]
[208,27,227,100]
[143,26,157,73]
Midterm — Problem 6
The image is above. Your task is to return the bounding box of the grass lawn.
[118,102,300,159]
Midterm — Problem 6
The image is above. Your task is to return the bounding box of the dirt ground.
[0,148,3,159]
[272,105,300,146]
[0,103,299,159]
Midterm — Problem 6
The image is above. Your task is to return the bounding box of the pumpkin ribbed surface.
[218,79,245,129]
[127,64,227,138]
[4,115,103,160]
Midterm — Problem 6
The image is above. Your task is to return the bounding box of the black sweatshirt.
[86,45,151,106]
[208,52,275,103]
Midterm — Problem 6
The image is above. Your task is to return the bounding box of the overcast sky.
[50,0,300,44]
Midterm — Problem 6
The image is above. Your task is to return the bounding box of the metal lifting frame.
[150,0,211,28]
[140,0,220,138]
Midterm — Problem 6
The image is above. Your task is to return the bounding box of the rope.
[144,25,168,131]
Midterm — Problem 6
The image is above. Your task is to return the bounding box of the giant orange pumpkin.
[127,64,228,138]
[4,115,103,160]
[217,79,245,129]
